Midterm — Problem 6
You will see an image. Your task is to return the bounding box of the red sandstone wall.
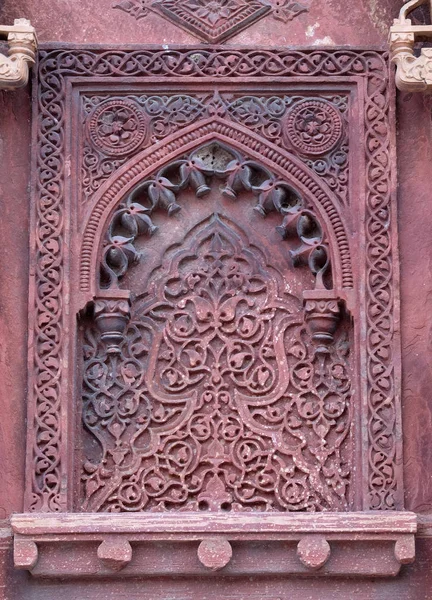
[1,0,432,597]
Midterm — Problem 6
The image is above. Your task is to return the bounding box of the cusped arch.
[79,117,352,299]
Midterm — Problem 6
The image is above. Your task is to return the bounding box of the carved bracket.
[389,0,432,92]
[94,290,131,354]
[303,289,342,350]
[101,142,332,292]
[0,19,37,90]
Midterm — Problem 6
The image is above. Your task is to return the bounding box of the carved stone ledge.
[389,0,432,92]
[11,512,417,578]
[0,19,37,90]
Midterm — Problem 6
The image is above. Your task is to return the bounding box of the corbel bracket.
[0,18,37,90]
[390,0,432,92]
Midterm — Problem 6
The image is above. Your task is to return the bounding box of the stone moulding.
[0,18,37,90]
[389,0,432,92]
[12,512,417,578]
[20,43,406,575]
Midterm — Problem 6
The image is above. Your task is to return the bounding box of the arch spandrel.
[78,118,352,304]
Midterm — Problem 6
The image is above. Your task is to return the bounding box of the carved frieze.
[113,0,309,42]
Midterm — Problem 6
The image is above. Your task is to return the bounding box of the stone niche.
[12,44,416,580]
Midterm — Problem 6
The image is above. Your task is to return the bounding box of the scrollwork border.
[26,45,400,513]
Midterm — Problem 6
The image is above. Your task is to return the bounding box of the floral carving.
[88,99,150,157]
[82,216,352,512]
[81,93,349,207]
[113,0,309,42]
[82,94,206,204]
[283,99,344,157]
[113,0,153,19]
[27,47,400,515]
[100,143,330,291]
[151,0,270,42]
[266,0,308,23]
[182,0,239,26]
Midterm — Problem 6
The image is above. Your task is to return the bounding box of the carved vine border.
[28,47,399,513]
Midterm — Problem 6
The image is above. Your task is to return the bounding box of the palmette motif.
[82,216,352,512]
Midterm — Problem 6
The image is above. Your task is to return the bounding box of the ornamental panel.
[113,0,309,42]
[24,47,401,526]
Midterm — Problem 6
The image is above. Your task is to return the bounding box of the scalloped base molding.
[12,512,416,578]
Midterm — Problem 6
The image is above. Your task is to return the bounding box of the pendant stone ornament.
[113,0,309,43]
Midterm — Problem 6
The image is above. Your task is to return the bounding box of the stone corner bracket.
[0,18,37,90]
[389,0,432,92]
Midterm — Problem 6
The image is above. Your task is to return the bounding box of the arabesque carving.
[82,214,352,512]
[113,0,308,42]
[390,0,432,91]
[100,143,331,290]
[27,47,400,516]
[0,19,37,90]
[81,93,349,207]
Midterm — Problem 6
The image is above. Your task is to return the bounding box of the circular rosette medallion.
[88,99,149,156]
[283,99,343,156]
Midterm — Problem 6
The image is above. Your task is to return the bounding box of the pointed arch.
[78,117,352,299]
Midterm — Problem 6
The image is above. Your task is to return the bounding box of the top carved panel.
[113,0,309,43]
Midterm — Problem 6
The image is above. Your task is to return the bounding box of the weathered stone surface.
[0,0,432,597]
[0,0,403,46]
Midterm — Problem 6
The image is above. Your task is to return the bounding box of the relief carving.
[390,0,432,92]
[82,214,352,512]
[99,142,332,290]
[0,19,37,90]
[113,0,309,42]
[282,99,344,157]
[81,93,349,207]
[27,47,399,515]
[88,99,151,157]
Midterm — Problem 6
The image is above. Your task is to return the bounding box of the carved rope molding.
[27,47,400,514]
[389,0,432,92]
[0,19,37,90]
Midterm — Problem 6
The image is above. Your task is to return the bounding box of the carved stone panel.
[25,47,401,524]
[113,0,309,42]
[82,207,352,513]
